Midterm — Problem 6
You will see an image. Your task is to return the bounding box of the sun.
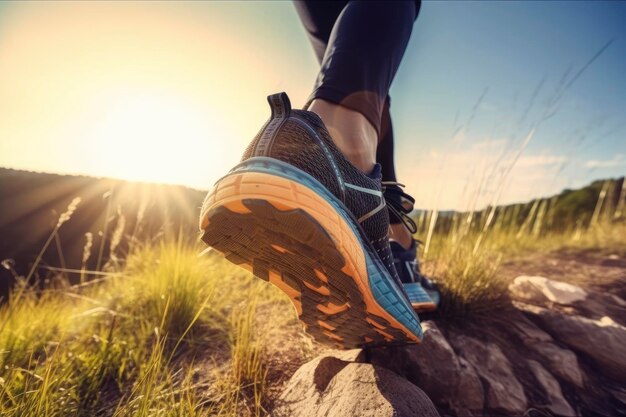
[84,91,235,188]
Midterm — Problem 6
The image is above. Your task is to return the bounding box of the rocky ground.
[268,249,626,417]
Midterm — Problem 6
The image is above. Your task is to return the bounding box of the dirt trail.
[500,248,626,296]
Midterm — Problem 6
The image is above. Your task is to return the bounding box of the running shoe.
[199,92,422,348]
[390,239,441,312]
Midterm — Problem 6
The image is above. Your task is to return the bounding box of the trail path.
[268,248,626,416]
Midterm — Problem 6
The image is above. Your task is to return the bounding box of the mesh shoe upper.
[241,92,403,289]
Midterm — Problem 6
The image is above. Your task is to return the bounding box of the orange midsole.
[200,171,419,343]
[412,302,437,312]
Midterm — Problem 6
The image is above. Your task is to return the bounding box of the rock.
[274,354,440,417]
[367,322,484,413]
[609,294,626,307]
[450,335,527,414]
[527,360,577,416]
[514,315,553,342]
[533,341,584,388]
[576,293,626,327]
[455,356,485,413]
[518,303,626,383]
[367,323,457,402]
[328,348,367,363]
[609,387,626,407]
[509,276,587,305]
[514,315,584,387]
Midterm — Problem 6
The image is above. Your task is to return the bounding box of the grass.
[1,223,623,416]
[419,178,626,322]
[1,173,624,415]
[0,238,307,417]
[425,241,507,321]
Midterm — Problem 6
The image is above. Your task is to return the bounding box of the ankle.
[390,223,413,250]
[308,99,378,174]
[329,139,376,173]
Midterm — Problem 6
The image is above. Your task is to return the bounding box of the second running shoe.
[199,92,423,348]
[391,239,441,312]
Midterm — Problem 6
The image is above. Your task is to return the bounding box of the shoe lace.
[381,181,417,234]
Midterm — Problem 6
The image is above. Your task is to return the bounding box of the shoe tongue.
[366,163,382,180]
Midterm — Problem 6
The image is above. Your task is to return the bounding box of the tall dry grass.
[417,177,625,322]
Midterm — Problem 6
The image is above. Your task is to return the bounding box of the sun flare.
[85,92,222,186]
[0,1,307,191]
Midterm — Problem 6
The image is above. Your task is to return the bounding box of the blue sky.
[0,1,624,210]
[389,1,626,208]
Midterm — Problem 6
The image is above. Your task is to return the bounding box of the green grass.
[0,238,307,417]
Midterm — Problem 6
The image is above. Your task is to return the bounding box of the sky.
[0,1,624,210]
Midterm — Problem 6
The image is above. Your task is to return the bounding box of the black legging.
[294,0,420,187]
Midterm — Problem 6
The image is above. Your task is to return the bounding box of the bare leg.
[308,98,378,174]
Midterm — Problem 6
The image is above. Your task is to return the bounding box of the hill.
[0,167,205,296]
[413,177,625,237]
[1,167,623,298]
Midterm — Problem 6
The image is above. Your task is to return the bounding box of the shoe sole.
[199,157,422,349]
[412,301,437,313]
[404,283,438,313]
[422,288,441,312]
